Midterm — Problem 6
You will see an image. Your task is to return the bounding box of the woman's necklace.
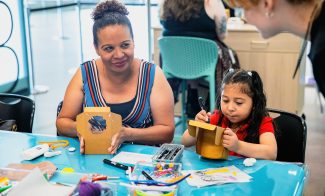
[292,1,323,78]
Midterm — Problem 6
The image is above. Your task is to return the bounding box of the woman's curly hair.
[92,0,128,20]
[92,0,133,47]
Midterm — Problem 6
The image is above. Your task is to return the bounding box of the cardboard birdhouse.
[188,120,228,159]
[76,107,122,154]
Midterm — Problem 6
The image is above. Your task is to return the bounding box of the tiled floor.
[29,4,324,196]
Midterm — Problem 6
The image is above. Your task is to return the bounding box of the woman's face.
[95,24,134,73]
[221,83,253,124]
[244,2,280,38]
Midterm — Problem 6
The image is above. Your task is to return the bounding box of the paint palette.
[152,144,184,163]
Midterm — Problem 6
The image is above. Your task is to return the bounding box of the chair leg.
[173,80,187,144]
[174,80,187,129]
[209,77,216,112]
[181,80,187,130]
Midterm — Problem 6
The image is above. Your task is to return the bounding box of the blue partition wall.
[0,0,30,94]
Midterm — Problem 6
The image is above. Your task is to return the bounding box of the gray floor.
[29,5,325,196]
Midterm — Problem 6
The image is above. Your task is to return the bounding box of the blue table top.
[0,130,307,195]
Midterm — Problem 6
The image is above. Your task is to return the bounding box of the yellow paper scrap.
[204,168,229,175]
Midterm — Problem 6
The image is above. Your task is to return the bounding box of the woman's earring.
[265,12,274,18]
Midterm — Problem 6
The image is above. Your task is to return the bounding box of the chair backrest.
[158,36,218,79]
[268,108,307,163]
[57,100,63,117]
[0,93,35,133]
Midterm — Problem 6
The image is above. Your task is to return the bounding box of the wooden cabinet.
[153,26,162,67]
[153,24,305,113]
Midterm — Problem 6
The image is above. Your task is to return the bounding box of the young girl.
[182,69,277,160]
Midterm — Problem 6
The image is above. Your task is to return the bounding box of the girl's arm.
[181,130,196,147]
[205,0,228,40]
[236,132,277,160]
[56,68,84,137]
[223,129,277,160]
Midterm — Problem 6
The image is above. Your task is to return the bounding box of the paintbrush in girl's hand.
[198,96,210,123]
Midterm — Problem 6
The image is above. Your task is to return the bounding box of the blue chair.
[158,36,218,130]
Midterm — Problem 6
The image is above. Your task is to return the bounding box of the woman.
[56,0,175,154]
[159,0,228,40]
[224,0,325,97]
[159,0,231,114]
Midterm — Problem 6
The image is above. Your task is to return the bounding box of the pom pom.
[72,180,114,196]
[78,181,102,196]
[243,158,256,167]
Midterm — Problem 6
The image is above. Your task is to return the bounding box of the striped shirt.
[81,60,155,128]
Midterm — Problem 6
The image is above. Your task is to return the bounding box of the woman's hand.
[195,110,211,122]
[222,128,239,152]
[107,127,128,154]
[79,134,85,154]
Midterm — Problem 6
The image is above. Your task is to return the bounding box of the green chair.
[158,36,218,130]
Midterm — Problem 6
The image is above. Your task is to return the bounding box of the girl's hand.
[222,128,239,152]
[107,127,127,154]
[195,110,211,123]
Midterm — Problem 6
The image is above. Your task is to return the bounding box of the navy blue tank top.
[160,7,217,40]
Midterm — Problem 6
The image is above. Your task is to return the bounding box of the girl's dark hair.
[160,0,203,22]
[216,69,268,143]
[92,0,133,47]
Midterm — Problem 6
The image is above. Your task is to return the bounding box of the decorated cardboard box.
[188,120,228,159]
[76,107,121,154]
